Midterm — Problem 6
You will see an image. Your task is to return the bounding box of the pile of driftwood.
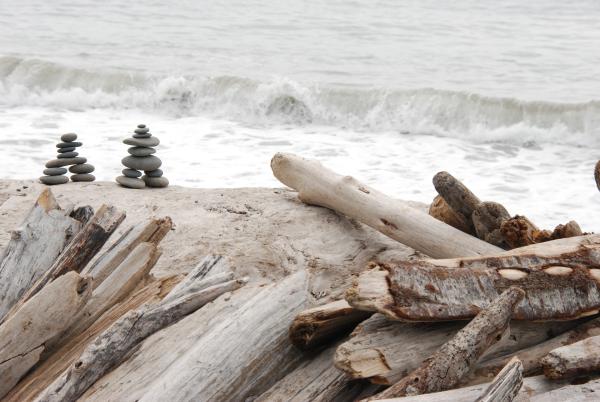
[273,153,600,401]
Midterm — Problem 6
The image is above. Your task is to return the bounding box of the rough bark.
[271,153,501,258]
[432,171,481,226]
[368,287,524,400]
[501,215,552,248]
[0,189,81,322]
[0,272,91,398]
[428,195,473,234]
[529,378,600,401]
[472,201,511,249]
[289,300,372,350]
[334,314,579,385]
[475,357,523,402]
[34,275,245,402]
[347,241,600,321]
[541,334,600,379]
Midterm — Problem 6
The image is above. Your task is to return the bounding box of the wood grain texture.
[475,357,523,402]
[541,334,600,379]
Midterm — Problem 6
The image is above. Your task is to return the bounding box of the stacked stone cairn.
[40,133,96,185]
[116,124,169,189]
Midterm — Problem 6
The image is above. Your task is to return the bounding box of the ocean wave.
[1,56,599,144]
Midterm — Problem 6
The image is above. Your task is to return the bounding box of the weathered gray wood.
[289,300,372,350]
[472,201,511,249]
[271,153,502,258]
[529,378,600,401]
[428,195,472,234]
[0,272,91,398]
[348,243,600,321]
[432,171,481,226]
[34,275,245,402]
[368,287,524,400]
[163,254,231,301]
[475,357,523,402]
[334,314,579,385]
[0,189,81,322]
[541,334,600,379]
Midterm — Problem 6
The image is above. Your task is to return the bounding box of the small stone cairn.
[40,133,95,185]
[116,124,169,189]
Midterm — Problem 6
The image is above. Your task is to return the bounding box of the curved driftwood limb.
[432,171,481,226]
[428,195,473,234]
[541,334,600,379]
[0,189,82,322]
[34,276,246,402]
[475,357,523,402]
[472,201,511,249]
[289,300,372,350]
[367,287,524,400]
[271,153,501,258]
[0,272,91,398]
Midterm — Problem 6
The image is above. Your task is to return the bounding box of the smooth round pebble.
[123,137,159,147]
[71,173,95,182]
[134,127,150,134]
[122,155,162,171]
[57,147,76,153]
[116,176,146,189]
[61,133,77,142]
[122,168,142,178]
[46,157,87,168]
[137,124,146,128]
[69,163,95,174]
[143,175,169,188]
[145,169,163,177]
[40,175,69,185]
[43,167,67,176]
[58,151,79,159]
[128,146,156,156]
[57,141,82,148]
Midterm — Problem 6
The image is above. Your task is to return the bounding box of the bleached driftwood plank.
[289,299,371,350]
[271,153,501,258]
[0,272,91,398]
[541,334,600,379]
[0,189,81,322]
[475,357,523,402]
[368,287,524,400]
[35,276,245,402]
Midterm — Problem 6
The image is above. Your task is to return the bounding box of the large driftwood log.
[289,300,372,350]
[0,189,82,322]
[368,287,524,400]
[334,314,579,385]
[271,153,501,258]
[541,334,600,379]
[529,378,600,401]
[0,272,91,398]
[35,274,245,402]
[348,241,600,321]
[475,357,523,402]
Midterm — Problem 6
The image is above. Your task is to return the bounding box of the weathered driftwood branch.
[35,275,245,402]
[472,201,511,249]
[0,189,82,322]
[0,272,91,398]
[541,334,600,379]
[428,195,473,234]
[367,287,524,400]
[289,299,372,350]
[432,171,481,227]
[475,357,523,402]
[271,153,501,258]
[347,241,600,321]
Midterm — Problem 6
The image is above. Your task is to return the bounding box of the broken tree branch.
[541,334,600,379]
[475,357,523,402]
[428,195,473,234]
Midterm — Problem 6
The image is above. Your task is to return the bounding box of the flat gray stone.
[122,155,162,171]
[128,146,156,157]
[43,167,67,176]
[135,127,150,134]
[57,141,82,148]
[69,164,95,174]
[46,157,87,168]
[123,137,159,147]
[137,124,146,128]
[133,133,152,139]
[57,147,76,153]
[61,133,78,142]
[145,169,163,177]
[122,168,142,178]
[143,175,169,188]
[40,175,69,185]
[116,175,146,189]
[58,151,79,159]
[71,173,95,182]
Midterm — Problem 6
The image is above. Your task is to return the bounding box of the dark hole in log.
[380,219,398,230]
[75,361,83,368]
[570,376,592,385]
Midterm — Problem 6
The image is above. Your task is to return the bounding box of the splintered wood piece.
[472,201,511,249]
[69,205,95,224]
[432,171,481,225]
[271,153,501,258]
[0,189,82,322]
[428,195,473,234]
[164,255,232,302]
[541,334,600,379]
[348,242,600,321]
[289,299,372,350]
[34,276,245,402]
[475,357,523,402]
[367,287,524,400]
[0,272,91,398]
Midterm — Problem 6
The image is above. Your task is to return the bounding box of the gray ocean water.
[0,0,599,228]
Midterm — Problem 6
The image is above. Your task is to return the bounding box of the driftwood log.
[367,287,524,400]
[0,272,91,398]
[271,153,502,258]
[432,171,481,227]
[0,189,82,322]
[428,195,472,234]
[475,357,523,402]
[472,201,511,248]
[541,334,600,379]
[529,378,600,401]
[289,300,372,350]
